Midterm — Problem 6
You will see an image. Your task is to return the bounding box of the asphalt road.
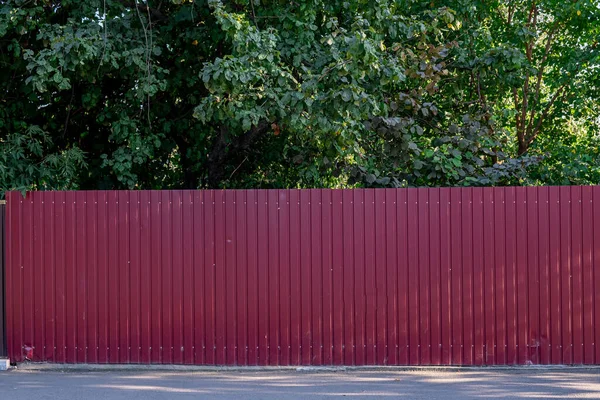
[1,369,599,399]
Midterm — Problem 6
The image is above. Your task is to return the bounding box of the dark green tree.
[1,0,598,194]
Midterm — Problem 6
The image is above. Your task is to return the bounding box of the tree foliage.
[0,0,598,195]
[444,0,600,156]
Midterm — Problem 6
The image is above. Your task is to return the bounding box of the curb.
[9,363,600,373]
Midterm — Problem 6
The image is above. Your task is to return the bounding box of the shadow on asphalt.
[1,370,600,399]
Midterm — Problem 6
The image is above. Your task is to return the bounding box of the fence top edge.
[3,185,600,198]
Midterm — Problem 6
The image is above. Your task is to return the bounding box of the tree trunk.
[173,136,200,189]
[206,121,270,188]
[517,139,528,156]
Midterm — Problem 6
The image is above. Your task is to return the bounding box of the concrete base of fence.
[10,363,600,373]
[0,359,9,371]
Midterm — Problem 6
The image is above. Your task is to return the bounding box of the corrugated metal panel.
[0,202,5,358]
[4,187,600,365]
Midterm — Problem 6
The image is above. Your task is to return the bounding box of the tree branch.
[526,82,568,146]
[513,87,527,153]
[249,0,258,27]
[206,121,271,187]
[476,71,487,111]
[516,1,536,154]
[97,0,108,76]
[229,156,249,179]
[63,85,75,138]
[496,8,507,25]
[526,22,559,139]
[527,1,536,26]
[115,0,167,21]
[134,0,152,129]
[520,75,529,139]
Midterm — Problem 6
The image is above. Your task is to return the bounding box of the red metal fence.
[0,202,5,358]
[4,187,600,365]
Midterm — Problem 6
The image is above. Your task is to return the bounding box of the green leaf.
[341,89,352,102]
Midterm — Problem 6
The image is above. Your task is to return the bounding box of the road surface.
[1,369,599,399]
